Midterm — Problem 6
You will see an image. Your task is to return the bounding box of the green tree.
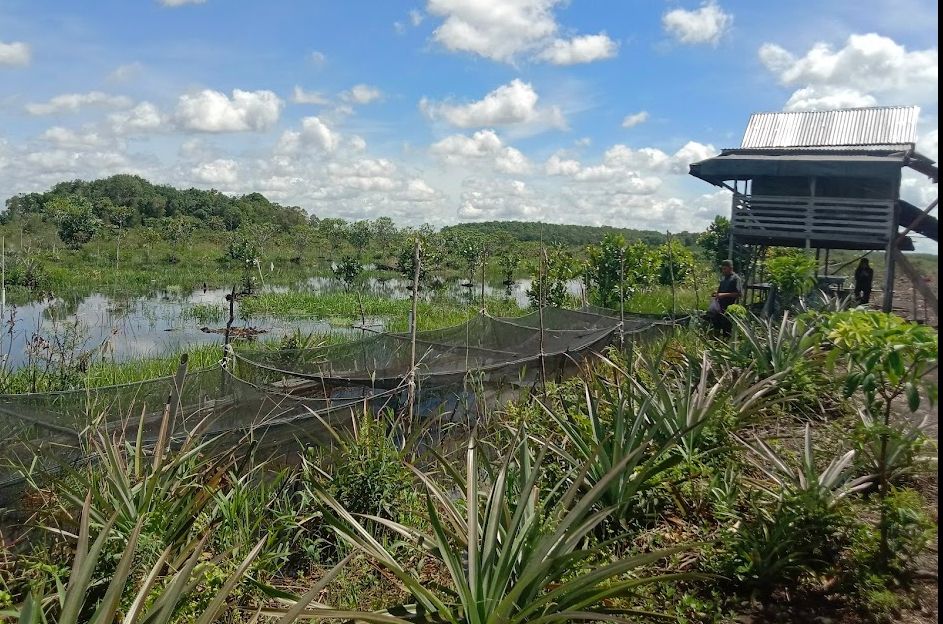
[697,215,747,269]
[825,310,938,568]
[655,239,697,286]
[586,233,628,309]
[290,223,318,263]
[49,196,100,249]
[158,215,197,263]
[526,245,578,308]
[332,256,364,290]
[346,220,372,260]
[766,251,818,307]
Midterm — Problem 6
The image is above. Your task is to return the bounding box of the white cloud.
[40,126,109,149]
[107,62,144,82]
[458,178,541,220]
[159,0,207,6]
[669,140,716,173]
[25,91,133,115]
[543,140,714,182]
[431,129,532,174]
[426,0,560,63]
[410,9,424,26]
[192,159,238,185]
[109,102,164,134]
[426,0,617,66]
[545,153,581,176]
[421,79,566,132]
[663,2,732,46]
[23,149,130,175]
[277,116,341,153]
[309,51,327,66]
[759,34,938,109]
[621,111,649,129]
[536,33,618,65]
[0,41,31,67]
[175,89,282,132]
[782,86,877,112]
[341,84,383,105]
[917,128,938,161]
[291,86,329,105]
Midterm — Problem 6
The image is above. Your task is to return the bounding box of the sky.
[0,0,938,247]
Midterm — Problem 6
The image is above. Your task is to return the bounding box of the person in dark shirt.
[708,259,743,334]
[854,258,874,304]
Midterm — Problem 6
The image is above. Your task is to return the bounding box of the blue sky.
[0,0,938,243]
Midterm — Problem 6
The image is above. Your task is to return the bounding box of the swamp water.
[0,277,583,370]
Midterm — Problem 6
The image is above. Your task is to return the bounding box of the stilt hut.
[689,106,938,315]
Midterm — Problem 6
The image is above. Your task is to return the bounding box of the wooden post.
[167,353,189,428]
[666,231,677,322]
[224,286,236,347]
[407,239,421,421]
[480,250,486,312]
[882,198,899,313]
[538,246,547,396]
[619,246,625,348]
[1,235,5,319]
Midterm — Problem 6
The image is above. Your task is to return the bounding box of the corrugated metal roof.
[741,106,919,149]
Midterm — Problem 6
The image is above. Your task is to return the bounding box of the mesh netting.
[0,306,679,502]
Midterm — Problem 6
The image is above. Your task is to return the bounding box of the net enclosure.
[0,306,683,500]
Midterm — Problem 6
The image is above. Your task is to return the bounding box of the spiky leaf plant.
[287,431,696,623]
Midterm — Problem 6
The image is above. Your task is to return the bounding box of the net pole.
[619,246,625,349]
[666,230,677,322]
[222,285,236,395]
[480,248,486,313]
[407,238,421,421]
[1,235,5,320]
[538,245,547,396]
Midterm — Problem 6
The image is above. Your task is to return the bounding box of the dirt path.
[897,371,939,623]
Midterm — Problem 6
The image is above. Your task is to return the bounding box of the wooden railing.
[731,194,894,246]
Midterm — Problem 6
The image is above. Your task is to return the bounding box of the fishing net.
[0,306,679,502]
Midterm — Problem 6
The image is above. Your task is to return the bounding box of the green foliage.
[526,245,579,308]
[345,220,372,258]
[725,425,870,593]
[395,231,442,287]
[4,253,47,290]
[5,174,307,232]
[766,251,818,301]
[302,411,420,533]
[585,233,629,309]
[303,432,694,623]
[825,310,938,410]
[851,408,934,489]
[442,219,668,247]
[697,215,747,269]
[331,256,364,289]
[49,196,100,249]
[655,238,697,286]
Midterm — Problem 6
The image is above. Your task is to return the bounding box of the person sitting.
[707,259,743,335]
[854,258,874,305]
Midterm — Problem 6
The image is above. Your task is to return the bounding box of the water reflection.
[0,275,584,370]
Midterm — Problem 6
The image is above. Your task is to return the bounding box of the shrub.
[766,252,817,305]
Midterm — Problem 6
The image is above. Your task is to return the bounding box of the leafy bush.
[766,252,817,303]
[526,244,580,308]
[331,256,364,289]
[300,411,422,551]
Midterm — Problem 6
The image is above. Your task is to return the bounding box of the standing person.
[854,258,874,304]
[707,259,743,334]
